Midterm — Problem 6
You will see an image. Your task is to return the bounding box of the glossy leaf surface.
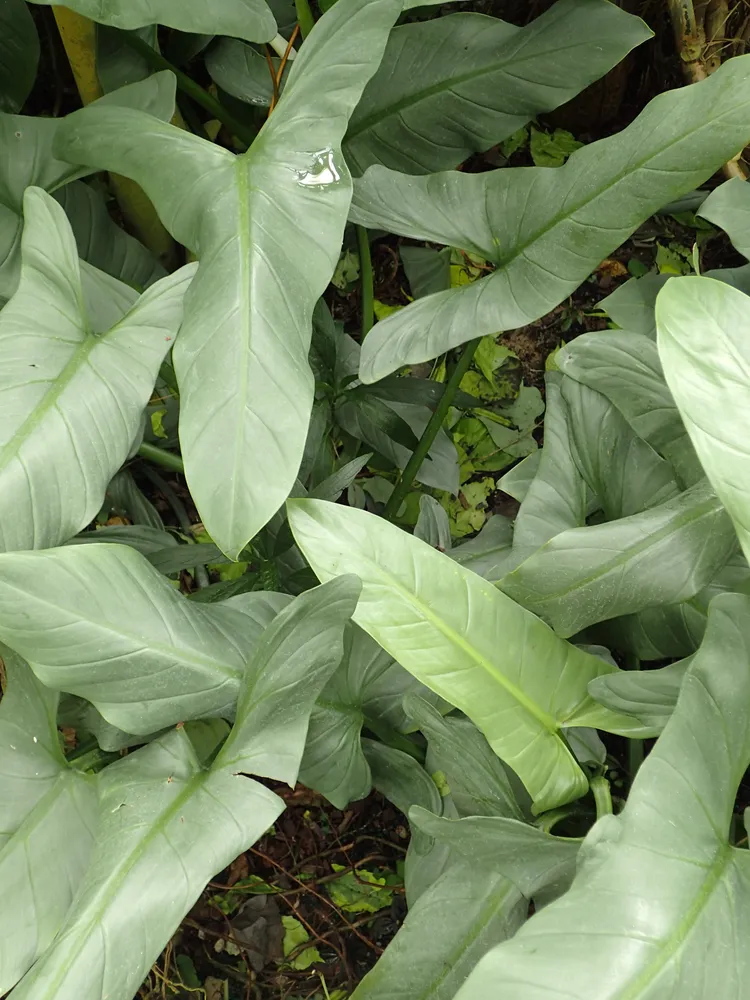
[657,276,750,566]
[456,593,750,1000]
[501,479,735,637]
[288,498,632,813]
[10,726,283,1000]
[0,188,194,552]
[344,0,651,174]
[0,651,97,995]
[0,543,289,733]
[28,0,278,43]
[0,72,174,298]
[56,0,402,557]
[350,57,750,382]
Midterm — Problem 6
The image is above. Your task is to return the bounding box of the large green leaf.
[657,276,750,566]
[405,695,523,820]
[0,71,175,299]
[0,650,98,995]
[501,479,736,637]
[511,375,586,558]
[343,0,651,174]
[299,624,434,808]
[363,739,450,905]
[0,188,194,552]
[561,377,678,519]
[448,514,514,583]
[351,862,526,1000]
[10,724,283,1000]
[28,0,278,43]
[349,56,750,382]
[213,575,361,784]
[0,0,39,113]
[56,0,402,558]
[411,809,580,903]
[288,498,634,813]
[588,659,689,734]
[588,550,750,660]
[54,180,165,289]
[455,592,750,1000]
[698,176,750,260]
[0,543,289,733]
[558,329,702,487]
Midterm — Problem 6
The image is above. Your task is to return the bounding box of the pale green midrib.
[358,553,559,733]
[34,759,209,999]
[0,582,242,682]
[225,159,252,547]
[347,29,584,140]
[505,494,722,603]
[0,336,95,476]
[615,843,732,1000]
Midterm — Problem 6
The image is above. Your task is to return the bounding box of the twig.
[383,339,480,520]
[267,26,300,115]
[250,847,383,955]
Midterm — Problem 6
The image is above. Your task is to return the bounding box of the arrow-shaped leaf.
[288,498,634,813]
[501,479,736,637]
[454,592,750,1000]
[55,0,403,558]
[0,187,195,552]
[9,725,283,1000]
[0,72,175,298]
[344,0,651,174]
[0,650,97,995]
[0,543,290,734]
[657,276,750,566]
[350,56,750,382]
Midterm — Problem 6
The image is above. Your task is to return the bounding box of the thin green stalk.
[383,339,480,521]
[357,224,374,340]
[590,776,613,819]
[138,441,184,473]
[364,715,425,763]
[295,0,316,38]
[120,33,257,147]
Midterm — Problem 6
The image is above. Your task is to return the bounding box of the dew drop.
[295,148,342,189]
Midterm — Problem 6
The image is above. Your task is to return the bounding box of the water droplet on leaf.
[295,148,342,188]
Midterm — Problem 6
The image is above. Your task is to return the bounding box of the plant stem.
[624,652,645,780]
[383,339,480,521]
[119,33,257,147]
[364,716,425,763]
[590,776,613,819]
[295,0,316,38]
[138,441,184,473]
[357,225,375,340]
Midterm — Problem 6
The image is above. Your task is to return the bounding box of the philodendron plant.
[4,0,750,996]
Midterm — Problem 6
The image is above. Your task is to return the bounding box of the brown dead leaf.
[227,854,249,887]
[597,258,628,278]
